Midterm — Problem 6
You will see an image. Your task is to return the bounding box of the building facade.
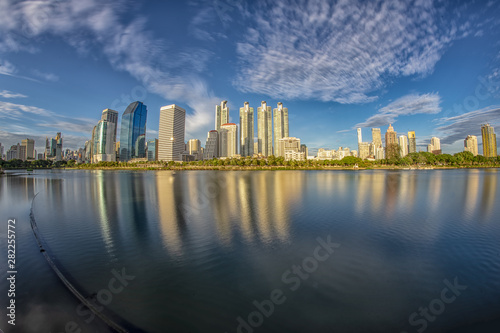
[385,124,398,159]
[94,109,119,162]
[399,135,408,157]
[481,124,497,157]
[464,135,478,156]
[273,102,289,156]
[21,138,35,160]
[147,139,158,161]
[219,123,238,158]
[277,137,304,160]
[158,104,185,161]
[120,102,147,162]
[408,131,417,153]
[257,101,273,156]
[240,102,254,157]
[204,130,218,160]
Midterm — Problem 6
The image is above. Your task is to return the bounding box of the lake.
[1,169,500,332]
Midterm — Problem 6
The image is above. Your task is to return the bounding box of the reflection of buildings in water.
[480,170,497,221]
[271,172,294,242]
[398,172,417,213]
[213,172,235,245]
[237,174,256,242]
[463,170,480,218]
[255,172,273,242]
[94,171,120,256]
[427,171,442,213]
[370,172,385,213]
[156,172,185,255]
[355,173,370,216]
[385,172,400,218]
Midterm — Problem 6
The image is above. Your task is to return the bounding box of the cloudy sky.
[1,0,500,154]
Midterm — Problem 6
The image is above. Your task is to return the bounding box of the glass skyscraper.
[120,101,147,162]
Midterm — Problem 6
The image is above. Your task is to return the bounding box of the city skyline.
[1,1,500,154]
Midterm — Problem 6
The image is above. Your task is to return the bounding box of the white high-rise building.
[431,137,441,151]
[357,128,362,144]
[273,102,289,156]
[158,104,186,161]
[277,137,304,160]
[215,100,229,132]
[399,135,408,157]
[464,135,478,156]
[240,102,254,157]
[219,123,238,158]
[93,109,118,162]
[257,101,273,156]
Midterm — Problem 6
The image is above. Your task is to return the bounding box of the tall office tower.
[300,144,308,158]
[188,139,202,160]
[215,100,229,132]
[6,144,20,160]
[385,124,398,159]
[481,124,497,157]
[0,142,4,160]
[408,131,417,153]
[257,101,273,156]
[219,123,238,158]
[399,135,408,157]
[158,104,185,161]
[240,102,254,157]
[84,140,92,163]
[120,101,147,162]
[55,132,63,161]
[273,102,289,155]
[147,139,158,161]
[372,128,382,148]
[204,130,218,159]
[464,135,478,156]
[94,109,119,162]
[21,138,35,160]
[357,128,362,144]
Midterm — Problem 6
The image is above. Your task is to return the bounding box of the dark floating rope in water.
[29,193,129,333]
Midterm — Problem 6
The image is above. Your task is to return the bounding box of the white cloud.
[435,106,500,145]
[0,59,17,76]
[355,93,442,128]
[0,101,55,119]
[0,90,27,98]
[33,70,59,82]
[235,0,469,103]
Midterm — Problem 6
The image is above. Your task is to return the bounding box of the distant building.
[278,137,305,161]
[273,102,289,155]
[358,142,371,160]
[94,109,119,162]
[188,139,202,160]
[21,138,35,160]
[204,130,218,160]
[408,131,417,153]
[6,144,21,160]
[215,101,229,157]
[0,142,3,160]
[399,135,408,157]
[430,137,441,155]
[257,101,273,157]
[300,144,308,158]
[158,104,185,161]
[219,123,238,158]
[55,132,63,161]
[240,102,254,157]
[464,135,478,156]
[37,153,44,160]
[385,124,398,159]
[375,146,385,160]
[147,139,158,161]
[357,128,362,144]
[120,102,147,162]
[372,128,382,151]
[481,124,497,157]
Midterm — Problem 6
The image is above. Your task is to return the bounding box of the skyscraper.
[372,128,382,148]
[385,124,398,159]
[273,102,289,155]
[357,128,362,144]
[94,109,119,162]
[215,100,229,132]
[204,130,218,160]
[120,101,147,162]
[464,135,478,156]
[147,139,158,161]
[240,102,254,157]
[158,104,185,161]
[219,123,238,158]
[188,139,202,160]
[399,135,408,157]
[408,131,417,153]
[55,132,63,161]
[257,101,273,156]
[481,124,497,157]
[430,137,441,154]
[0,142,4,160]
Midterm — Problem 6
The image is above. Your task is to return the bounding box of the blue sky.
[1,0,500,155]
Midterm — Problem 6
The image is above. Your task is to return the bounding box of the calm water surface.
[1,169,500,333]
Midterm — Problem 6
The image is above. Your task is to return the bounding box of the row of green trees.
[2,151,500,170]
